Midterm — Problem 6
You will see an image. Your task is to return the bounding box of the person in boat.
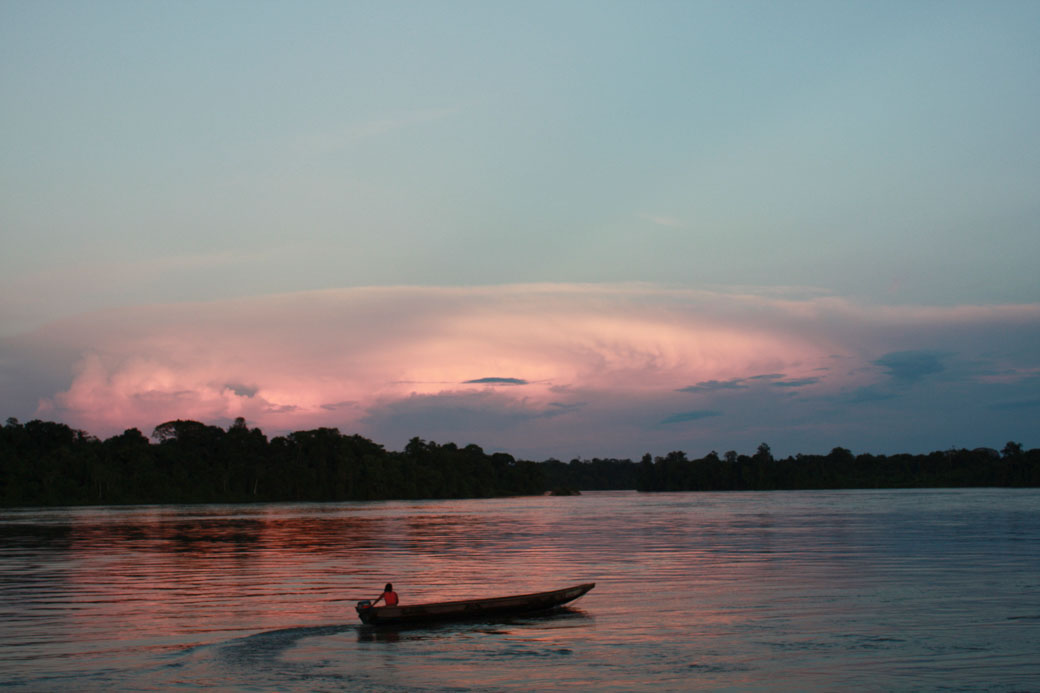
[371,582,399,607]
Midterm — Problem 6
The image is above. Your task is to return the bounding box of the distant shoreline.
[2,418,1036,507]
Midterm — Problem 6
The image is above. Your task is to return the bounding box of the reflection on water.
[2,489,1039,691]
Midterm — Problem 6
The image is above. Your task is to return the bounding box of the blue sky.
[1,1,1037,458]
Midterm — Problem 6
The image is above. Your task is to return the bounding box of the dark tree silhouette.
[1,418,1038,506]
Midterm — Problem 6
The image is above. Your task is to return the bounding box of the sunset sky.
[2,1,1038,459]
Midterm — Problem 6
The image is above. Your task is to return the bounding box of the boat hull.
[355,582,595,625]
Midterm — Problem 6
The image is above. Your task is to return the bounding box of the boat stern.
[355,600,375,624]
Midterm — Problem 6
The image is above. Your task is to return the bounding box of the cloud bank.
[2,284,1037,459]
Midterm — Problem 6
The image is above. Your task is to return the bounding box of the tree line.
[633,442,1040,492]
[1,417,1036,507]
[1,418,542,506]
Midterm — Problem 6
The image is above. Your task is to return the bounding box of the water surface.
[2,489,1038,691]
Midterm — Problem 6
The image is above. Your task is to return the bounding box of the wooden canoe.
[355,582,595,625]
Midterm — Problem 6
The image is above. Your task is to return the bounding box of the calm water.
[1,489,1038,691]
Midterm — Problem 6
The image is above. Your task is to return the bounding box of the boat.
[355,582,595,625]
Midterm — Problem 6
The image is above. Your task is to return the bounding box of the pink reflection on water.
[56,508,386,654]
[5,491,1039,690]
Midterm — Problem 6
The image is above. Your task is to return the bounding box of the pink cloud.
[6,283,1037,456]
[31,286,833,432]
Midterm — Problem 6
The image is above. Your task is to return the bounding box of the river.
[1,489,1038,691]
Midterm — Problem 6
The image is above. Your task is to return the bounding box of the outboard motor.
[355,599,374,624]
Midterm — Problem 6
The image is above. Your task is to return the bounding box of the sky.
[1,0,1038,460]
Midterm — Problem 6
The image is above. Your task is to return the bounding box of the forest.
[1,417,1037,507]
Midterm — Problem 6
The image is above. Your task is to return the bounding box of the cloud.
[874,351,947,382]
[678,379,750,393]
[548,401,587,413]
[226,383,258,397]
[679,373,805,393]
[2,283,1038,457]
[772,377,821,388]
[364,390,540,430]
[320,401,359,412]
[463,377,529,385]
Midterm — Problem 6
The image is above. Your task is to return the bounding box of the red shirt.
[382,590,399,606]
